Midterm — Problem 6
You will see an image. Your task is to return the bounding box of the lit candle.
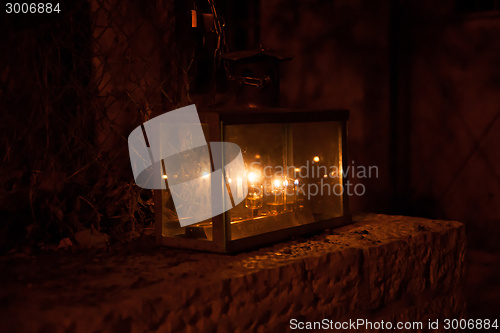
[267,178,284,215]
[283,179,291,211]
[248,172,257,186]
[245,171,263,218]
[294,179,303,209]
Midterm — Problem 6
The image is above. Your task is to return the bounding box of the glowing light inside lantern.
[248,172,258,184]
[313,156,320,163]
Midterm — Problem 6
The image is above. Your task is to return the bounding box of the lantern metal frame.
[155,107,350,253]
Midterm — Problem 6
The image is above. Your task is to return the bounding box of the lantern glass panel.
[161,190,214,240]
[223,121,343,240]
[160,122,215,241]
[156,109,350,253]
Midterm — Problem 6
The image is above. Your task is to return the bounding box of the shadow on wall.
[260,0,392,214]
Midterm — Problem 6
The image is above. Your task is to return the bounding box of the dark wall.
[0,0,177,250]
[261,0,392,214]
[407,1,500,250]
[261,0,500,250]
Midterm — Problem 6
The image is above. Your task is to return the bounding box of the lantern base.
[185,208,319,240]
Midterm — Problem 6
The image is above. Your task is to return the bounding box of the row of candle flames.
[230,171,304,218]
[161,156,325,218]
[229,155,324,218]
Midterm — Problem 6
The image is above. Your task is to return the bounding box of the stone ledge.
[0,214,466,332]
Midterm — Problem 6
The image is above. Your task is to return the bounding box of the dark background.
[260,0,500,253]
[1,0,499,255]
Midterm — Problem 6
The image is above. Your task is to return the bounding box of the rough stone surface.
[0,214,466,332]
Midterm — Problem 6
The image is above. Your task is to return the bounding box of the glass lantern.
[155,107,350,253]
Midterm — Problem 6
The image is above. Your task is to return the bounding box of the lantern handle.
[229,75,272,89]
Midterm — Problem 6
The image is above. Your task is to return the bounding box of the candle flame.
[248,172,258,183]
